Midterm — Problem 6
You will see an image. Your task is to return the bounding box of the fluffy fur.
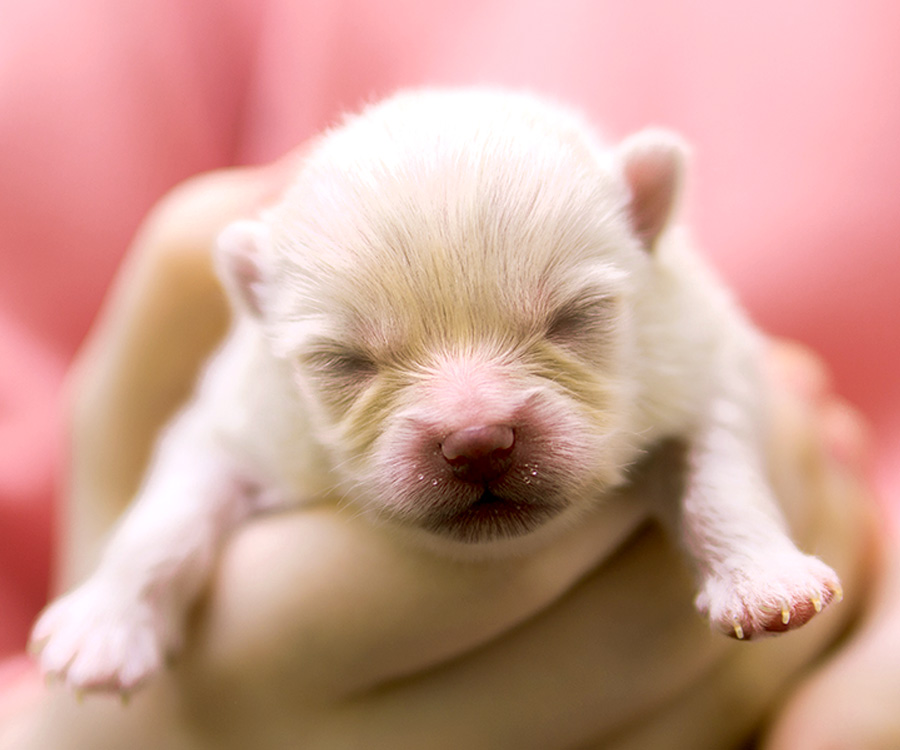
[31,88,841,694]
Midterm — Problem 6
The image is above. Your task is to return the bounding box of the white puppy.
[31,88,842,695]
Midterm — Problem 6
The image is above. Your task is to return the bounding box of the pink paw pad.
[696,554,843,641]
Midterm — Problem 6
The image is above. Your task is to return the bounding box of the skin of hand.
[2,157,894,750]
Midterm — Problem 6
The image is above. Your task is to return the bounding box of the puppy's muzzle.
[418,421,569,543]
[441,424,515,484]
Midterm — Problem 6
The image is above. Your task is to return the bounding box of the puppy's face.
[218,90,684,550]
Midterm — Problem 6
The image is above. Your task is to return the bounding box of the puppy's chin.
[373,486,593,560]
[363,464,609,557]
[418,487,571,545]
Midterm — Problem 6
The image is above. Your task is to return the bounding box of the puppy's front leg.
[679,398,842,640]
[30,405,260,696]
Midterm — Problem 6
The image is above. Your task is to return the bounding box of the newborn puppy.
[31,88,842,695]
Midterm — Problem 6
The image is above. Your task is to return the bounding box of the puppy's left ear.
[618,129,689,252]
[214,219,271,318]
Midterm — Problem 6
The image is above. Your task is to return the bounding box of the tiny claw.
[733,621,745,640]
[811,595,823,613]
[830,583,844,604]
[120,691,131,707]
[781,606,791,625]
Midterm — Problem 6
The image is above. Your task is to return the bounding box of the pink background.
[2,0,899,658]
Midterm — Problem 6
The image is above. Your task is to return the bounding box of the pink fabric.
[2,0,899,657]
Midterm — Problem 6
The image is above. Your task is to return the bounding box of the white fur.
[31,88,840,694]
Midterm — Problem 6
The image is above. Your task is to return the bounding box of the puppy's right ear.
[215,220,270,318]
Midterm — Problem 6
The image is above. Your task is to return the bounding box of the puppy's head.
[217,89,686,551]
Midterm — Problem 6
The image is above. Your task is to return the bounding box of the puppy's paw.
[29,580,171,697]
[695,553,842,640]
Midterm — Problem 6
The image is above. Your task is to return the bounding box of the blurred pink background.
[2,0,899,659]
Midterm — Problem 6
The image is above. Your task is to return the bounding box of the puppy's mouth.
[420,486,566,543]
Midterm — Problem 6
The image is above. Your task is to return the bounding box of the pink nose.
[441,424,515,483]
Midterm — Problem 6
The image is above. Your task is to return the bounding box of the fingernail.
[767,344,831,403]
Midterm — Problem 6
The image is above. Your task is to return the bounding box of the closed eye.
[301,342,379,405]
[546,295,617,347]
[305,345,377,375]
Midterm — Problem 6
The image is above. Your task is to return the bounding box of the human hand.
[4,158,889,750]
